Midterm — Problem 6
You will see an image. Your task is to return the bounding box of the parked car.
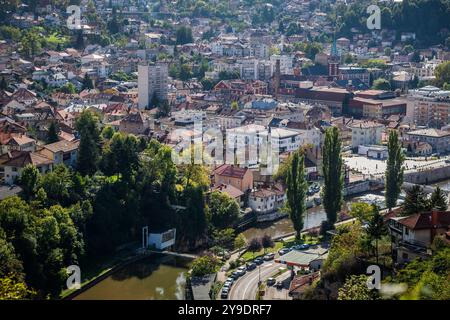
[225,277,234,284]
[223,280,233,289]
[278,248,290,256]
[275,281,284,289]
[221,288,229,299]
[231,271,241,279]
[237,266,247,275]
[263,253,275,260]
[292,244,310,250]
[266,278,276,286]
[254,257,264,265]
[246,262,257,270]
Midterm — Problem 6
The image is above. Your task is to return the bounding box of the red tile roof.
[213,164,249,179]
[398,211,450,230]
[289,272,320,295]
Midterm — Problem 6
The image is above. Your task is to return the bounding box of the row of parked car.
[278,243,310,256]
[220,253,276,299]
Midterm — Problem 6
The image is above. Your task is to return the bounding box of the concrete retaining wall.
[404,164,450,184]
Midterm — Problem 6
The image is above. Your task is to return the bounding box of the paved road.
[228,261,280,300]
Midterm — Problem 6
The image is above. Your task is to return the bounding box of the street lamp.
[258,264,261,287]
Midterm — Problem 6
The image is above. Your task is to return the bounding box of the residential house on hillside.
[37,140,80,167]
[213,164,253,192]
[119,111,151,135]
[0,150,53,184]
[388,211,450,264]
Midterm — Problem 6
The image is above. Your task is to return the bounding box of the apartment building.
[406,128,450,154]
[408,86,450,129]
[138,62,168,109]
[348,121,385,149]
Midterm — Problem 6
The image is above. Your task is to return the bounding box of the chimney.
[431,211,439,240]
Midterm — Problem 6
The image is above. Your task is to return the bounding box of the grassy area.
[210,281,223,300]
[241,242,284,262]
[280,235,321,248]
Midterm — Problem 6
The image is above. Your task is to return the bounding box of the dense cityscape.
[0,0,449,303]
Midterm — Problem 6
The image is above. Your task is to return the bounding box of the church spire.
[331,32,338,57]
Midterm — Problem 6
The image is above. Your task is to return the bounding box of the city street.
[228,261,281,300]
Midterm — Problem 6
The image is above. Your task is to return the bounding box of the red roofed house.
[388,211,450,264]
[213,164,253,192]
[212,183,245,207]
[0,150,53,184]
[289,272,320,300]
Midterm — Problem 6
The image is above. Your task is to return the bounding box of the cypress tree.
[47,122,59,144]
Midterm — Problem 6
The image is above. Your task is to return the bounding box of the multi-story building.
[213,164,253,192]
[348,121,385,149]
[249,186,286,218]
[270,55,293,75]
[406,128,450,154]
[408,86,450,129]
[138,62,168,109]
[339,67,370,86]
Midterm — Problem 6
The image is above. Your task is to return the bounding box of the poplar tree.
[385,131,404,210]
[322,126,343,227]
[286,150,307,239]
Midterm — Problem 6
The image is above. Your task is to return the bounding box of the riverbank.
[62,246,150,300]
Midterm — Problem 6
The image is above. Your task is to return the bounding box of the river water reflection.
[241,193,386,240]
[74,254,191,300]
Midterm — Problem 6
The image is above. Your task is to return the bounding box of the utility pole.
[258,264,261,287]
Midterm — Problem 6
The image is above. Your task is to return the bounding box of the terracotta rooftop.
[0,151,52,167]
[43,139,79,153]
[289,272,320,295]
[213,164,249,179]
[212,184,244,199]
[396,211,450,230]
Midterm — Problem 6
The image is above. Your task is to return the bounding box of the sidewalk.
[216,250,243,283]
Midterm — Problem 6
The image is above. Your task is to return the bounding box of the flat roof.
[275,246,328,267]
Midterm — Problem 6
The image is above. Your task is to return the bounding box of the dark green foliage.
[429,186,448,211]
[322,127,343,226]
[176,26,193,45]
[385,131,405,209]
[209,191,240,230]
[82,74,94,90]
[180,186,207,245]
[75,111,101,176]
[286,150,307,239]
[366,205,387,264]
[19,164,40,201]
[47,122,60,144]
[402,185,430,215]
